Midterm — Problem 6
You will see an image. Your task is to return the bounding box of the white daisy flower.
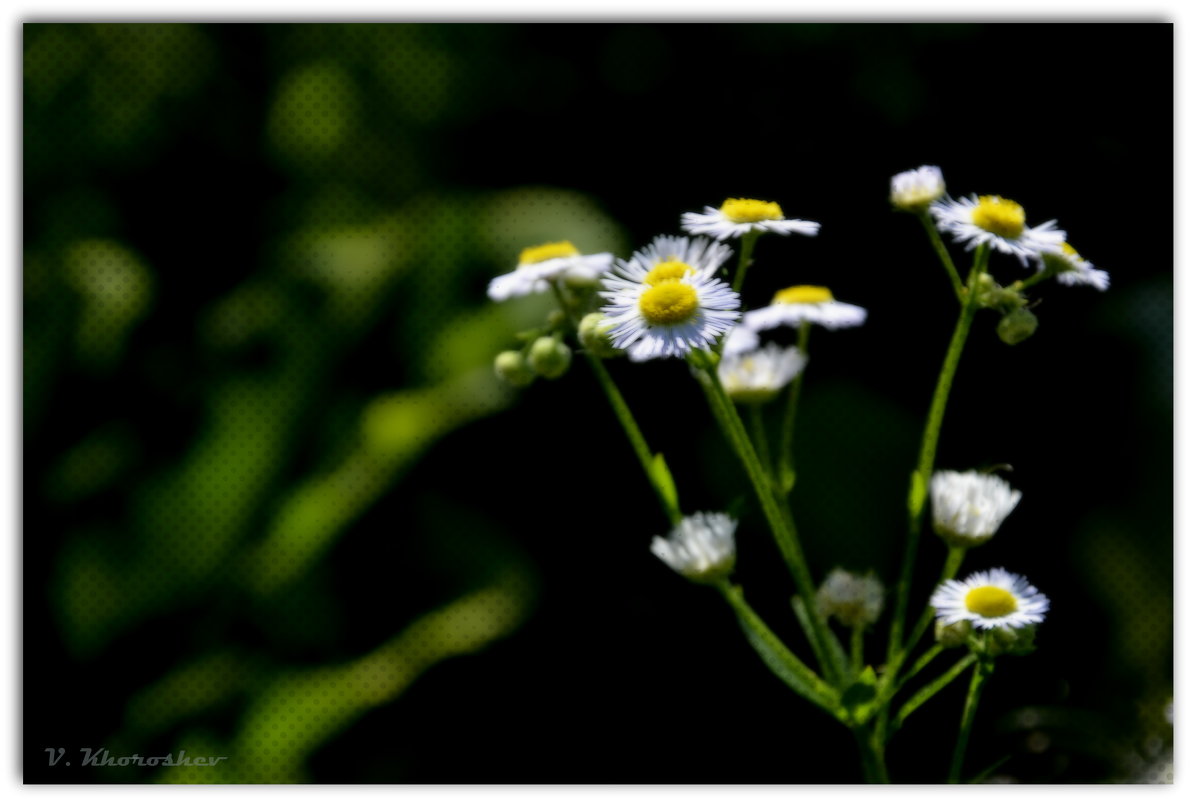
[931,568,1049,631]
[487,240,614,302]
[816,568,884,629]
[890,165,946,212]
[651,512,738,583]
[1039,242,1110,291]
[743,285,867,332]
[720,325,760,357]
[599,237,741,362]
[930,470,1022,548]
[931,194,1066,265]
[681,198,820,241]
[718,342,807,405]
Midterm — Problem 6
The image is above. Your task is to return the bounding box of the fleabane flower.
[651,512,738,583]
[718,342,807,404]
[931,568,1049,631]
[721,325,760,357]
[816,568,885,629]
[1039,242,1110,291]
[487,240,614,301]
[681,198,820,241]
[931,195,1065,265]
[600,236,740,362]
[930,470,1022,548]
[743,285,867,332]
[890,165,946,212]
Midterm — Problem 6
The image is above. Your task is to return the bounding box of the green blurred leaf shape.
[163,568,532,783]
[268,62,359,163]
[252,367,510,594]
[125,651,245,738]
[65,239,153,368]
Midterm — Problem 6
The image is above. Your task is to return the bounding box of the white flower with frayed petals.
[931,568,1049,631]
[890,165,946,212]
[930,470,1022,547]
[681,198,820,241]
[1039,242,1110,291]
[599,236,740,362]
[743,285,867,332]
[721,325,759,357]
[651,512,738,583]
[488,241,614,302]
[718,343,807,405]
[931,195,1065,265]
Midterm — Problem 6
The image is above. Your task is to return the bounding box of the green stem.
[585,354,682,525]
[949,660,993,783]
[852,725,891,783]
[749,405,773,479]
[892,653,977,733]
[919,211,964,301]
[887,244,988,662]
[717,582,841,717]
[1012,267,1054,292]
[894,644,944,695]
[732,230,760,294]
[694,352,839,682]
[850,626,864,676]
[777,321,811,493]
[902,546,966,661]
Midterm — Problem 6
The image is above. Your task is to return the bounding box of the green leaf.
[650,453,680,516]
[841,666,880,724]
[909,469,928,516]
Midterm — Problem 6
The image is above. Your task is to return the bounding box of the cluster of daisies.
[485,173,1096,653]
[892,165,1109,291]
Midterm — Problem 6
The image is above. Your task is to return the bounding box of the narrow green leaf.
[650,453,680,515]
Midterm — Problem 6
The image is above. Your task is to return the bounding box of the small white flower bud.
[930,470,1021,548]
[890,165,946,212]
[816,568,884,629]
[651,512,737,584]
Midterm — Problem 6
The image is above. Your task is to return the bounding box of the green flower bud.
[578,312,624,359]
[546,310,567,330]
[997,307,1039,345]
[987,624,1038,657]
[494,350,535,387]
[975,274,1026,311]
[935,619,973,649]
[527,336,572,379]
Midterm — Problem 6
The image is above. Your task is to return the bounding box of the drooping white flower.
[651,512,738,583]
[931,568,1049,631]
[743,285,867,332]
[930,470,1022,547]
[1039,242,1110,291]
[890,165,946,212]
[816,568,885,629]
[487,240,614,301]
[681,198,820,241]
[599,236,740,362]
[718,342,807,405]
[931,195,1065,265]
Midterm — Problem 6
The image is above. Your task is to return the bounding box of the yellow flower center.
[970,196,1026,239]
[1060,242,1080,258]
[639,282,700,326]
[519,241,579,265]
[964,586,1018,618]
[720,198,784,223]
[644,259,695,285]
[773,285,834,305]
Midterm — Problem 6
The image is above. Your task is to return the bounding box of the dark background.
[24,23,1172,783]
